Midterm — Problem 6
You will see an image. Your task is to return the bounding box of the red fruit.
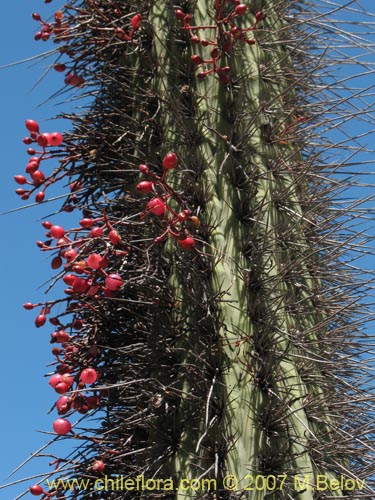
[80,218,94,228]
[54,63,66,72]
[14,175,27,185]
[22,137,33,145]
[15,188,26,196]
[31,170,45,184]
[162,152,178,169]
[56,395,71,414]
[48,132,64,146]
[63,274,76,286]
[35,314,46,327]
[54,381,69,394]
[50,225,65,239]
[86,395,100,409]
[56,330,71,343]
[92,460,105,472]
[37,134,49,147]
[53,418,71,435]
[63,248,78,262]
[49,374,63,388]
[23,302,35,310]
[25,119,40,133]
[139,164,149,174]
[27,148,37,156]
[147,198,166,216]
[109,229,122,244]
[51,255,63,269]
[26,160,39,174]
[61,373,74,388]
[136,181,153,194]
[42,221,52,229]
[80,368,98,384]
[29,484,44,496]
[255,11,264,21]
[86,253,103,270]
[72,277,89,293]
[191,55,203,65]
[235,4,247,16]
[175,9,185,20]
[178,237,195,250]
[32,13,42,21]
[131,13,142,30]
[105,273,123,291]
[35,191,45,203]
[65,72,85,87]
[90,226,103,238]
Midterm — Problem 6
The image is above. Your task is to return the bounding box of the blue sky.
[0,1,374,499]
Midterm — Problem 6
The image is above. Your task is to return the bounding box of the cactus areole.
[6,0,375,499]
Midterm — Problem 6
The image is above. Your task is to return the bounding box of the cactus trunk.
[4,0,375,499]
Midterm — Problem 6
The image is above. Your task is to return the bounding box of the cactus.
[3,0,375,499]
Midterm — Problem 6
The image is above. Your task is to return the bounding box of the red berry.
[90,226,103,238]
[80,368,98,384]
[48,132,64,146]
[35,314,47,327]
[14,175,27,185]
[26,160,40,174]
[175,9,185,20]
[49,373,63,388]
[25,119,40,133]
[35,191,45,203]
[191,55,203,65]
[86,253,103,270]
[109,229,122,245]
[72,277,89,293]
[63,248,78,262]
[86,395,100,409]
[37,134,49,147]
[92,460,105,472]
[50,225,65,239]
[22,136,33,145]
[162,152,178,170]
[105,273,123,291]
[42,221,52,229]
[56,395,71,414]
[147,197,166,216]
[32,13,42,21]
[54,381,69,394]
[51,255,63,269]
[31,170,46,184]
[23,302,35,310]
[54,63,66,72]
[61,373,74,388]
[80,218,94,228]
[136,181,153,194]
[53,418,71,435]
[178,237,195,250]
[131,13,142,30]
[235,4,247,16]
[139,164,149,174]
[29,484,44,496]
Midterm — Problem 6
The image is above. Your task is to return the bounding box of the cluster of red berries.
[32,9,86,87]
[136,152,199,251]
[175,0,264,83]
[32,6,143,91]
[14,120,65,203]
